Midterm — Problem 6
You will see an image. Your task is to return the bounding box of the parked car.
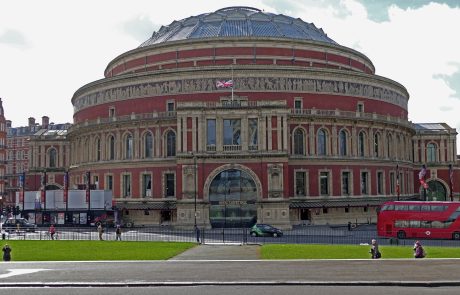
[2,218,37,232]
[250,224,283,237]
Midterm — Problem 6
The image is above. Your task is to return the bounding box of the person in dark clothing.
[369,239,381,259]
[414,241,425,258]
[115,225,122,241]
[49,224,56,240]
[195,225,201,244]
[2,244,11,261]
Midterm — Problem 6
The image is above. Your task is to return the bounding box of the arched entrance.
[423,180,447,201]
[208,169,258,228]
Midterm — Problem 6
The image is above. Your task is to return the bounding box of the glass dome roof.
[139,6,337,47]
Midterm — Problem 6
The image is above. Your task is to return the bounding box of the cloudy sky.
[1,0,460,148]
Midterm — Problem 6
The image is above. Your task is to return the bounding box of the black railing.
[3,225,460,247]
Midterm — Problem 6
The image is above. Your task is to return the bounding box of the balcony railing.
[291,108,412,127]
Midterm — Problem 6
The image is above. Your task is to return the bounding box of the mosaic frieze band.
[74,77,408,112]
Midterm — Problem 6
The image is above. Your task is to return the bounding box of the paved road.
[2,244,460,287]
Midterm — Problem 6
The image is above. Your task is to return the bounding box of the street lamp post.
[189,151,197,228]
[193,154,197,228]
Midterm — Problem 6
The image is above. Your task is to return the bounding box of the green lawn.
[1,241,196,261]
[261,244,460,259]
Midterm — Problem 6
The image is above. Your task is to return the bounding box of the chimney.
[28,117,35,127]
[42,116,49,129]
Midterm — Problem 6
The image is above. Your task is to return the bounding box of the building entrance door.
[208,169,258,228]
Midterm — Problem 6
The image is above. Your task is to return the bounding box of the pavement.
[170,243,260,260]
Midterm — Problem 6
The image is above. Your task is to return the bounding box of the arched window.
[358,131,366,157]
[144,132,153,158]
[125,134,133,159]
[339,130,347,156]
[166,131,176,157]
[427,143,437,163]
[96,138,101,161]
[109,135,115,160]
[374,133,380,158]
[317,129,327,156]
[387,134,392,158]
[293,128,305,155]
[49,148,57,168]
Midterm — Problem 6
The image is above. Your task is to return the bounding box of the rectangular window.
[207,119,216,146]
[295,171,306,196]
[93,176,99,189]
[294,99,302,113]
[320,171,329,196]
[357,103,364,112]
[167,101,175,112]
[106,175,113,190]
[109,107,115,118]
[377,172,384,195]
[142,174,152,198]
[123,174,131,198]
[361,171,368,195]
[223,119,241,146]
[248,118,258,149]
[390,172,395,195]
[342,171,350,196]
[165,173,175,197]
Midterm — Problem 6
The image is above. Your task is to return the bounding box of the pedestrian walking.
[49,224,56,240]
[413,240,425,258]
[97,224,104,241]
[195,225,201,244]
[369,239,381,259]
[115,225,122,241]
[2,244,11,261]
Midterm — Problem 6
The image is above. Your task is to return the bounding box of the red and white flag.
[419,165,429,189]
[216,79,233,88]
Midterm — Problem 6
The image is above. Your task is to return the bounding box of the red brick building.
[0,99,6,215]
[32,7,458,228]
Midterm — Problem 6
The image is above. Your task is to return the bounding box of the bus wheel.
[453,232,460,240]
[397,231,406,239]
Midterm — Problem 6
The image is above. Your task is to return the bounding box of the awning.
[117,202,177,210]
[290,196,418,209]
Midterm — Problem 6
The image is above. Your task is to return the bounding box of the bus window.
[445,220,454,227]
[381,204,394,211]
[431,206,447,212]
[448,211,460,220]
[408,205,421,211]
[431,221,444,228]
[409,220,420,228]
[421,205,431,211]
[395,220,408,228]
[420,220,432,228]
[395,205,408,211]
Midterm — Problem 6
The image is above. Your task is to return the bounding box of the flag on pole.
[419,164,429,189]
[216,80,233,88]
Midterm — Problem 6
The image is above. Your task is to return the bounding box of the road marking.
[0,269,49,279]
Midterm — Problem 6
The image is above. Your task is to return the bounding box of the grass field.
[260,244,460,259]
[1,240,196,261]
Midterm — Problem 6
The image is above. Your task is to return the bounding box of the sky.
[1,0,460,149]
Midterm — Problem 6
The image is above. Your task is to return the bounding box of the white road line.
[0,269,49,279]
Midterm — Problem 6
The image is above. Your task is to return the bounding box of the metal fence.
[3,225,460,248]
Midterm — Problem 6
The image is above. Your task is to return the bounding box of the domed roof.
[139,6,337,47]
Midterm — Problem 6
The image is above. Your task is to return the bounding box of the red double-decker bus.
[377,201,460,240]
